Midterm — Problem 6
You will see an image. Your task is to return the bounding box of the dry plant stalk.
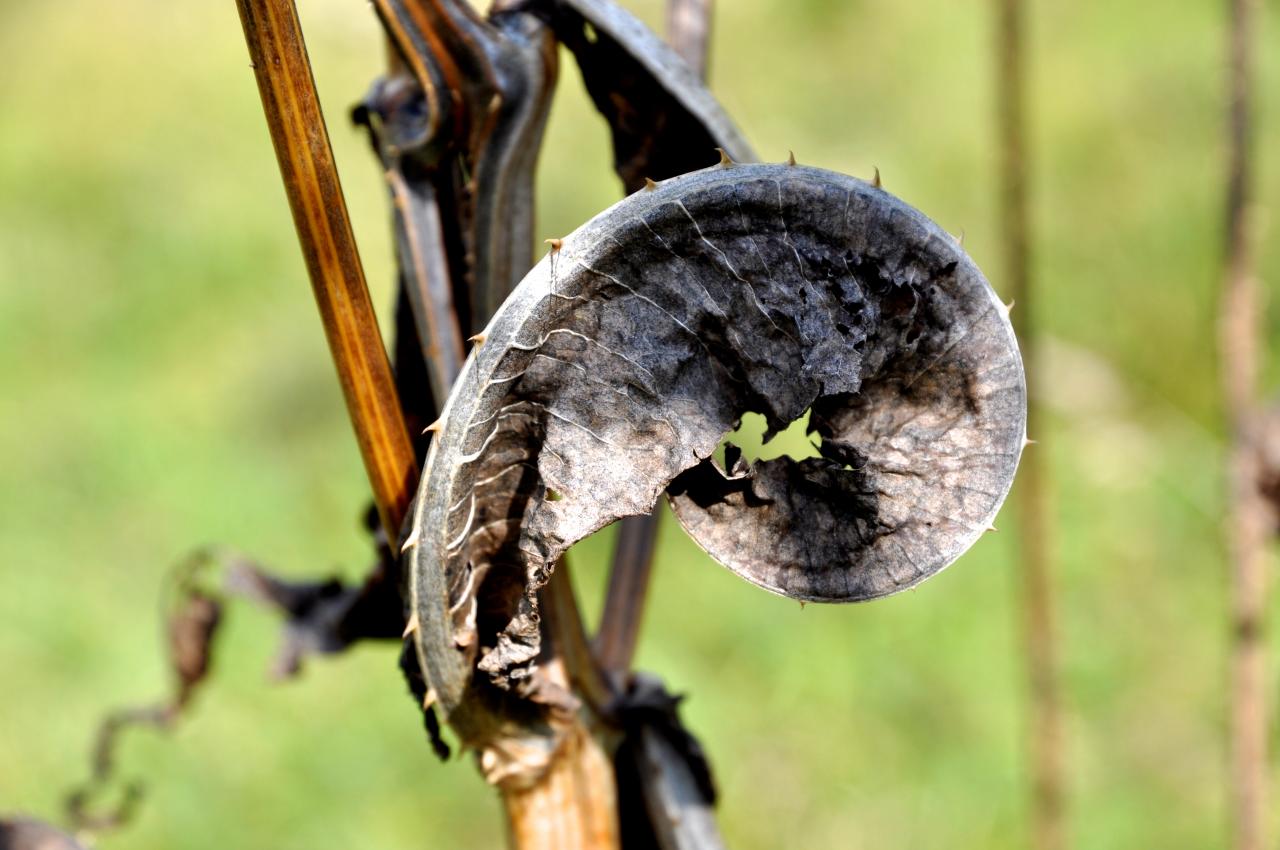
[1220,1,1268,848]
[501,567,619,849]
[995,1,1065,848]
[235,0,418,538]
[239,0,617,845]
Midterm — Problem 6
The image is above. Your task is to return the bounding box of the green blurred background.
[2,0,1279,847]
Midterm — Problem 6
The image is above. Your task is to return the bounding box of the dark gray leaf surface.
[406,161,1025,770]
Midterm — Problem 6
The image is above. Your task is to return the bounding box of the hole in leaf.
[714,410,823,468]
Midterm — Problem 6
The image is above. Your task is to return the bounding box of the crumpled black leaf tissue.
[403,159,1027,785]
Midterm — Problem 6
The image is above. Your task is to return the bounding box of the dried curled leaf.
[406,162,1025,775]
[545,0,754,191]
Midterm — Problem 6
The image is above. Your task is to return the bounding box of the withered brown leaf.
[546,0,755,192]
[405,161,1025,779]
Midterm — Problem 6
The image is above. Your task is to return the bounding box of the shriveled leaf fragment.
[613,674,721,850]
[63,551,225,836]
[407,162,1025,774]
[543,0,754,191]
[64,541,418,835]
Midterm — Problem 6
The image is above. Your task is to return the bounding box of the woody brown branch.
[235,0,418,539]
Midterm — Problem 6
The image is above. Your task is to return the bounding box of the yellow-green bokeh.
[2,1,1279,848]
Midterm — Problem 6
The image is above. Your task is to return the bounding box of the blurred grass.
[1,0,1278,848]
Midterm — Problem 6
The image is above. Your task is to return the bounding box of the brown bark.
[1221,1,1268,848]
[502,720,620,850]
[505,564,620,850]
[235,0,418,538]
[995,2,1065,849]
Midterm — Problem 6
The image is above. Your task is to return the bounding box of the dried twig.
[501,563,620,850]
[55,51,440,805]
[63,552,223,836]
[236,0,418,539]
[612,675,721,850]
[63,540,415,839]
[1220,1,1267,848]
[995,2,1065,848]
[368,0,558,338]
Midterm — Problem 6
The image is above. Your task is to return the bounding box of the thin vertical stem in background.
[995,2,1065,849]
[595,516,661,671]
[235,0,418,537]
[666,0,713,80]
[594,0,715,675]
[1221,1,1268,849]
